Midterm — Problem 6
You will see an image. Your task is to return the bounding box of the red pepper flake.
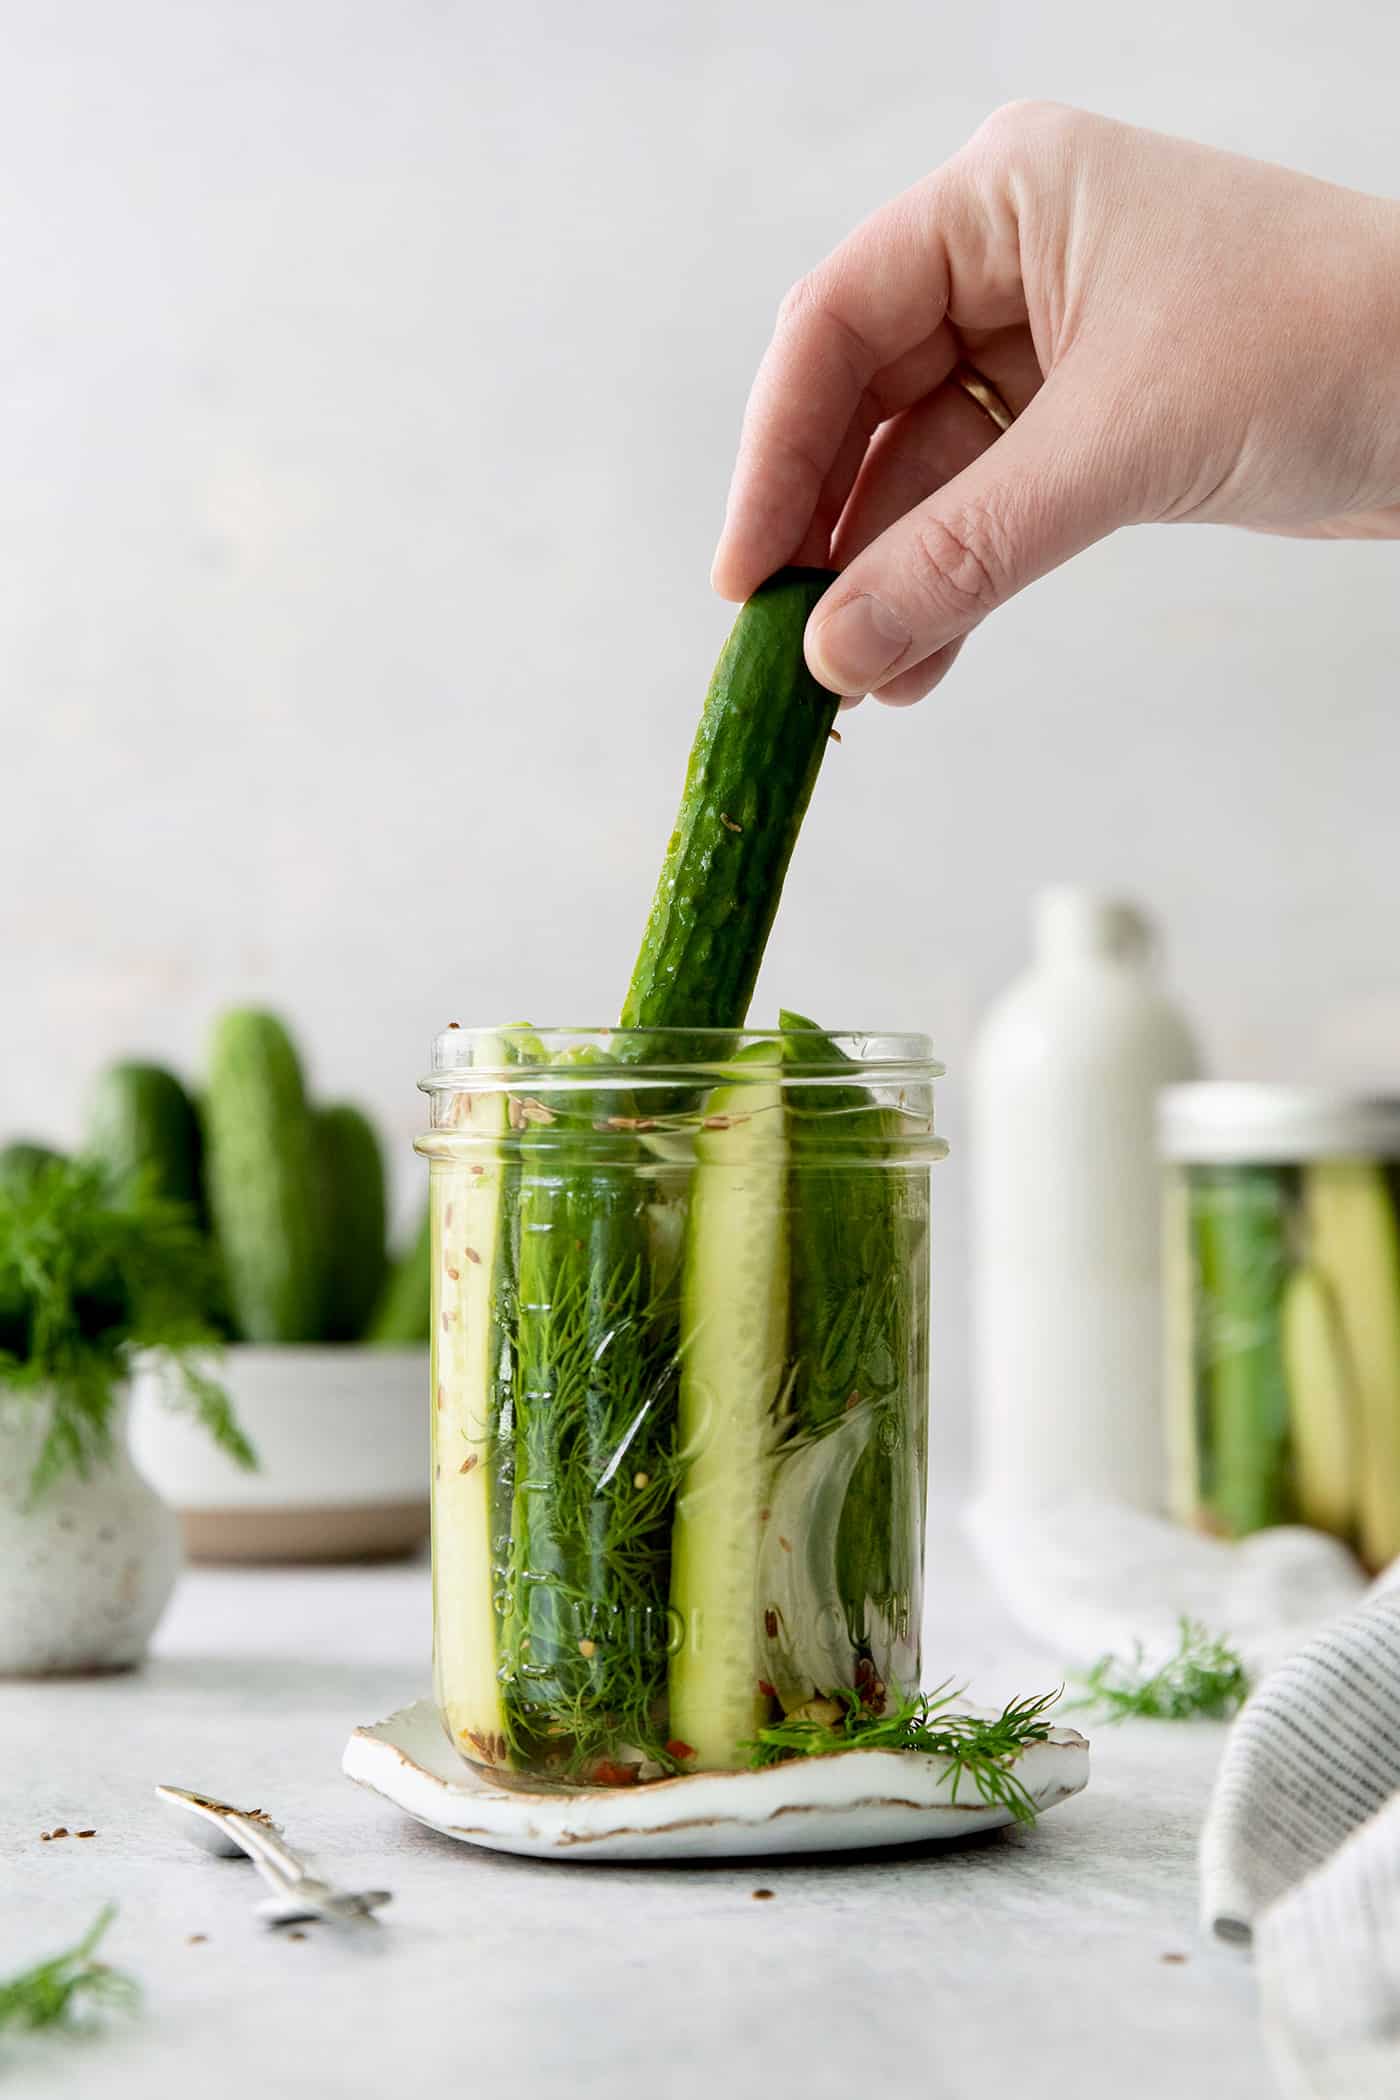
[436,1384,445,1411]
[446,1265,461,1281]
[591,1760,640,1787]
[845,1391,862,1411]
[444,1203,455,1227]
[463,1247,481,1265]
[666,1739,696,1762]
[757,1679,777,1698]
[459,1455,479,1474]
[853,1657,887,1714]
[778,1536,792,1553]
[764,1609,779,1639]
[758,1507,770,1522]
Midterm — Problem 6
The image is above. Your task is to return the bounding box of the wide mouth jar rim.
[420,1023,944,1091]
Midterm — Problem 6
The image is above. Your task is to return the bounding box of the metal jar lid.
[1158,1084,1400,1164]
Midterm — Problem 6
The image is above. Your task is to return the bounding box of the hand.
[711,105,1400,704]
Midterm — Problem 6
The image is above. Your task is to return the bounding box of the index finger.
[710,142,1027,603]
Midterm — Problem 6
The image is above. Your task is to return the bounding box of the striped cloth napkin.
[1201,1575,1400,2100]
[968,1497,1400,2096]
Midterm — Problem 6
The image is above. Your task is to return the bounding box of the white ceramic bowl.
[131,1345,429,1564]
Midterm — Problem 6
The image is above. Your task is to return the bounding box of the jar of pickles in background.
[1159,1086,1400,1569]
[417,1024,945,1785]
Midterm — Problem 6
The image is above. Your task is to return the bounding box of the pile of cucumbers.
[19,1013,429,1348]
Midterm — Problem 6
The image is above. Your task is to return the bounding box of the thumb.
[804,373,1138,696]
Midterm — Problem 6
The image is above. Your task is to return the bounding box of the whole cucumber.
[203,1011,322,1343]
[84,1062,204,1213]
[314,1103,388,1341]
[368,1205,432,1344]
[620,568,838,1039]
[0,1141,64,1195]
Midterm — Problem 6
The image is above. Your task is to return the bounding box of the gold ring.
[950,361,1014,435]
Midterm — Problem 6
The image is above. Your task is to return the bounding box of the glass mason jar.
[418,1025,945,1785]
[1159,1085,1400,1570]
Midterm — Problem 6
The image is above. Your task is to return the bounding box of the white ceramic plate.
[343,1700,1090,1861]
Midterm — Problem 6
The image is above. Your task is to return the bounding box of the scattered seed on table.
[49,1827,69,1839]
[187,1934,208,1946]
[1161,1952,1188,1965]
[76,1829,96,1839]
[752,1889,775,1901]
[288,1931,308,1943]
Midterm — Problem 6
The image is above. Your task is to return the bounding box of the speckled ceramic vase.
[0,1388,182,1675]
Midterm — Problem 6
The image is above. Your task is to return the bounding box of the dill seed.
[446,1265,461,1281]
[459,1455,479,1474]
[464,1248,481,1264]
[76,1830,96,1839]
[50,1827,69,1839]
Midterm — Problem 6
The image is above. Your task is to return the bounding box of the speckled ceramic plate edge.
[342,1699,1090,1861]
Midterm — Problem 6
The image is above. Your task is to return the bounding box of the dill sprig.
[0,1158,254,1497]
[0,1908,138,2034]
[1070,1616,1250,1722]
[744,1681,1062,1824]
[497,1136,684,1775]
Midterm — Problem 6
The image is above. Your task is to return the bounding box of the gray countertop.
[1,1499,1274,2099]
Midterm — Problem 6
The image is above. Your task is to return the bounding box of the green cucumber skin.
[620,569,838,1038]
[84,1062,204,1214]
[314,1104,388,1341]
[781,1009,924,1671]
[368,1206,432,1344]
[203,1011,322,1344]
[1190,1165,1295,1536]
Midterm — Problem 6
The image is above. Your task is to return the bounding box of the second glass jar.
[420,1025,944,1784]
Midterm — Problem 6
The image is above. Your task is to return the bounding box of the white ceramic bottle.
[970,888,1200,1516]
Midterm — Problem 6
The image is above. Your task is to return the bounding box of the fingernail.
[808,593,911,695]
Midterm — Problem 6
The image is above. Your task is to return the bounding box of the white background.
[3,0,1397,1467]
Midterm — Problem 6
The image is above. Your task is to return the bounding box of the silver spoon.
[157,1784,392,1928]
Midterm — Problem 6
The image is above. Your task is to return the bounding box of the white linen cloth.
[968,1496,1400,2099]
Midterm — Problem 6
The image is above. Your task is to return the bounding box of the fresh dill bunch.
[1070,1616,1250,1723]
[0,1158,255,1497]
[0,1907,138,2034]
[744,1681,1061,1825]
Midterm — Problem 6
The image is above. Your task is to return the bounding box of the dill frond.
[743,1681,1062,1824]
[1069,1616,1250,1722]
[0,1908,138,2034]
